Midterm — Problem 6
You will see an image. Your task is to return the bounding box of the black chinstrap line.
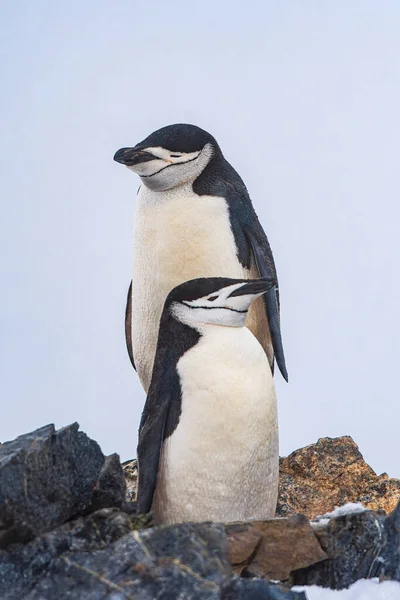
[141,154,200,178]
[181,302,248,314]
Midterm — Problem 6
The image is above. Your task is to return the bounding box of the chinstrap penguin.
[137,276,279,525]
[114,123,288,391]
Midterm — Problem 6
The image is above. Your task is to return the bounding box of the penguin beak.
[228,278,276,297]
[113,146,157,166]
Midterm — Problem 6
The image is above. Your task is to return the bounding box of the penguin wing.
[136,363,176,513]
[125,281,136,370]
[136,392,170,513]
[192,158,287,381]
[245,220,288,382]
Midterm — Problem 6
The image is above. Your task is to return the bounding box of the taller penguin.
[114,124,288,391]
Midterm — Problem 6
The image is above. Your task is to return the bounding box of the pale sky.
[1,1,400,478]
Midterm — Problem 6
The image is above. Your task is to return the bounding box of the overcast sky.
[1,1,400,478]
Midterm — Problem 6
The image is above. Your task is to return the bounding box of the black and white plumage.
[114,123,288,391]
[137,277,279,524]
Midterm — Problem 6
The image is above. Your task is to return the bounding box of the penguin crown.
[113,124,219,192]
[167,277,276,329]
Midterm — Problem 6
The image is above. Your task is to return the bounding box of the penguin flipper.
[125,281,136,370]
[246,227,288,382]
[136,384,171,514]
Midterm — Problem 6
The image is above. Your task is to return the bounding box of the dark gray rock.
[0,508,133,597]
[292,502,400,589]
[0,511,231,600]
[0,423,104,547]
[377,501,400,581]
[90,453,126,510]
[222,578,307,599]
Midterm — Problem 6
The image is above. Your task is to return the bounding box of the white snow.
[321,503,367,519]
[293,578,400,599]
[312,503,367,527]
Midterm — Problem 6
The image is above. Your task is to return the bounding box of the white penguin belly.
[152,326,279,525]
[131,185,270,391]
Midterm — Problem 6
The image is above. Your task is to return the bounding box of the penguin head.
[167,277,276,329]
[113,124,217,191]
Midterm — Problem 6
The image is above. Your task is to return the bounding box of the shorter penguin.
[137,276,279,524]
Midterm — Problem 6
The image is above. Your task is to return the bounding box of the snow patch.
[294,578,400,599]
[312,503,367,527]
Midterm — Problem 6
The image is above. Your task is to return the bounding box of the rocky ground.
[0,423,399,599]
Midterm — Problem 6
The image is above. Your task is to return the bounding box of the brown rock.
[225,514,328,580]
[277,436,400,520]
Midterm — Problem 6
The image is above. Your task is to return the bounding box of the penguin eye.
[208,295,218,301]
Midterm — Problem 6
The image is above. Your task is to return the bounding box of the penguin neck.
[156,313,201,366]
[192,322,247,337]
[193,150,244,197]
[139,179,194,201]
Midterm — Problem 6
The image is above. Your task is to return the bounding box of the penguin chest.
[131,187,246,389]
[152,327,279,525]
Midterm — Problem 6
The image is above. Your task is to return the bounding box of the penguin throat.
[140,144,214,192]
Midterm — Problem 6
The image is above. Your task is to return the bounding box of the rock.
[122,458,137,502]
[226,514,328,580]
[0,509,132,599]
[292,501,400,589]
[3,502,400,598]
[221,579,307,599]
[0,511,231,600]
[0,423,104,547]
[277,436,400,520]
[91,453,126,511]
